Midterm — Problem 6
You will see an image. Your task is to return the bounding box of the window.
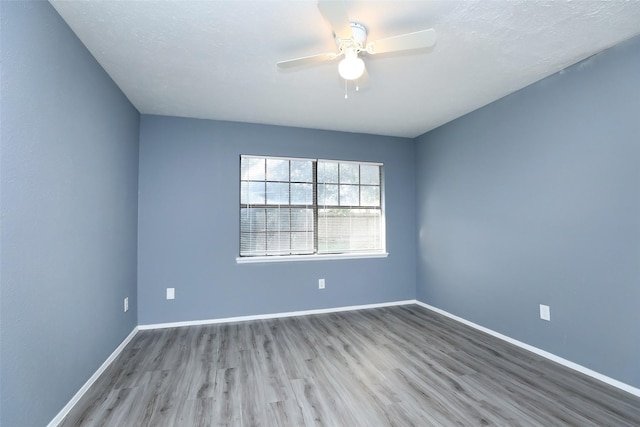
[240,155,384,260]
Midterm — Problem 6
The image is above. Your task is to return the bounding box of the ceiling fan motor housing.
[336,22,368,52]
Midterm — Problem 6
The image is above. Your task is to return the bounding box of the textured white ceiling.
[50,0,640,138]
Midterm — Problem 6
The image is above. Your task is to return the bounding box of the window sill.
[236,252,389,264]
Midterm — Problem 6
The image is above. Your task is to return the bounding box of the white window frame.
[237,155,388,264]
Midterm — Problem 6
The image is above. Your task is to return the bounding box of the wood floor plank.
[267,399,305,427]
[60,305,640,426]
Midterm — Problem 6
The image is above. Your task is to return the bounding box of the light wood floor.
[60,305,640,426]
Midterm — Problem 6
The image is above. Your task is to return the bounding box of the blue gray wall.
[138,116,416,325]
[0,2,140,426]
[415,36,640,388]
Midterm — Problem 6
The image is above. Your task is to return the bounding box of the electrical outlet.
[167,288,175,300]
[318,278,325,289]
[124,297,129,312]
[540,304,551,321]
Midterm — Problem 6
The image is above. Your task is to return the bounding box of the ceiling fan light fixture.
[338,49,365,80]
[277,2,437,92]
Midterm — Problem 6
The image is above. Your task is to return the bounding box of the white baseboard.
[414,300,640,398]
[47,327,139,427]
[138,299,416,330]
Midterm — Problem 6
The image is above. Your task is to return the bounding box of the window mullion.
[288,160,292,255]
[313,161,318,254]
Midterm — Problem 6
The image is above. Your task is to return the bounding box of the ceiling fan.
[277,0,437,85]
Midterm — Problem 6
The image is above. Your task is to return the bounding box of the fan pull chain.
[344,79,348,99]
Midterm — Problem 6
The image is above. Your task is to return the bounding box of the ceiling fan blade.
[366,29,436,55]
[277,52,339,69]
[317,0,353,40]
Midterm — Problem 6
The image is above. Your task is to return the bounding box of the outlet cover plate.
[167,288,175,300]
[540,304,550,321]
